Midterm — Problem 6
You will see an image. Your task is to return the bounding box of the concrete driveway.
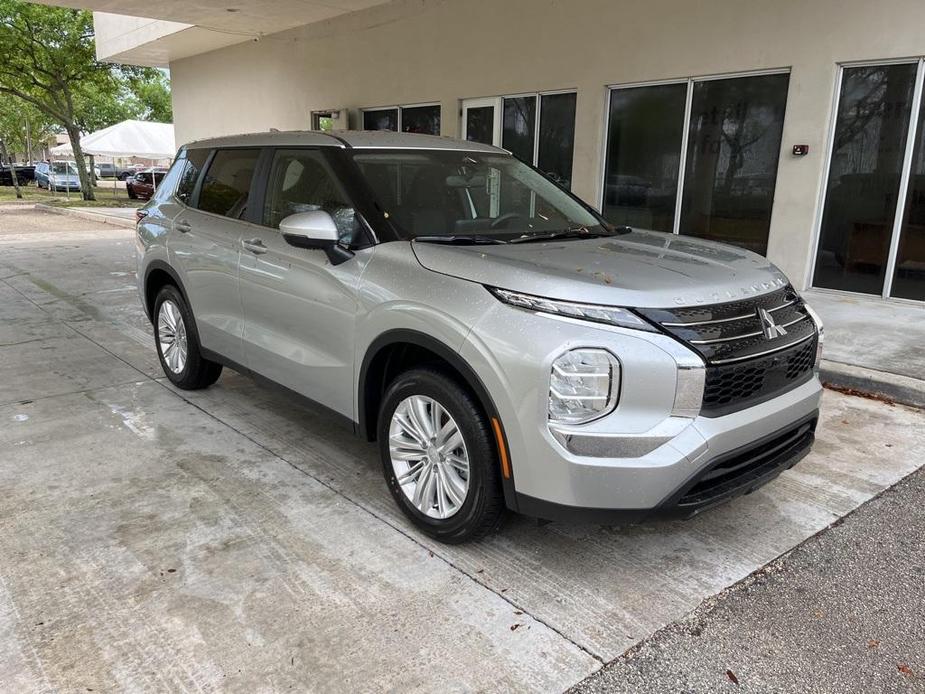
[2,205,924,692]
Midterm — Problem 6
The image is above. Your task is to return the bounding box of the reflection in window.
[263,149,359,244]
[502,96,536,163]
[537,92,577,189]
[363,108,399,131]
[176,149,209,204]
[813,64,916,295]
[679,74,789,255]
[892,81,925,301]
[603,83,687,232]
[401,105,440,135]
[196,149,260,219]
[465,106,495,144]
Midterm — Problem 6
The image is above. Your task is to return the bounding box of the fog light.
[549,348,619,424]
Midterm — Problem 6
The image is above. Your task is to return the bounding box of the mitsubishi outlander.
[136,130,824,543]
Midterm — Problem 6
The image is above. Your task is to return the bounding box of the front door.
[238,148,368,418]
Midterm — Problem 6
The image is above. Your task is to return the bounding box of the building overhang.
[30,0,394,66]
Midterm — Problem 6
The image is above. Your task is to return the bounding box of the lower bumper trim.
[516,411,818,525]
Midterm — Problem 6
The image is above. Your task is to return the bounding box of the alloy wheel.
[157,299,188,374]
[389,395,470,519]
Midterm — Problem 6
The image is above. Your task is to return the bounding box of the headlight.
[489,287,657,332]
[549,348,620,424]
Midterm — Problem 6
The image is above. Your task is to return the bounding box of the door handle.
[174,219,192,233]
[242,238,268,255]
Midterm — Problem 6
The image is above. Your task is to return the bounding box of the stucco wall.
[168,0,925,288]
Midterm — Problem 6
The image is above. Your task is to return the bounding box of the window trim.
[807,58,925,301]
[599,68,791,239]
[360,102,441,134]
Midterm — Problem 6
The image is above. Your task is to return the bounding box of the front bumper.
[462,300,823,523]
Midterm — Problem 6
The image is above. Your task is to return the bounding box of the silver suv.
[137,131,824,543]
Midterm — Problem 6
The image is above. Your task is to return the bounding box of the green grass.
[0,184,143,208]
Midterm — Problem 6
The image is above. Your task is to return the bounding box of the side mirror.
[279,210,353,265]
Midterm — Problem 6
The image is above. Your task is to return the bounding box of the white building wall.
[167,0,925,287]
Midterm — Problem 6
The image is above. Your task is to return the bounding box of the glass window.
[351,149,601,240]
[502,96,536,163]
[537,92,577,189]
[264,149,360,245]
[196,148,260,219]
[153,155,185,203]
[813,64,917,295]
[602,83,687,232]
[363,108,399,131]
[402,105,441,135]
[465,106,495,144]
[176,148,209,205]
[679,73,789,255]
[892,79,925,301]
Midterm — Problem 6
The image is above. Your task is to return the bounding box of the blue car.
[36,161,81,191]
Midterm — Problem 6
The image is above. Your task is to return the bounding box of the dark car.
[0,165,35,186]
[97,162,128,180]
[126,169,168,200]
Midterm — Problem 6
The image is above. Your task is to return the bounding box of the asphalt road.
[573,467,925,693]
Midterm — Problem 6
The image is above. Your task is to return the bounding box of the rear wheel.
[378,368,505,543]
[127,185,138,199]
[153,285,222,390]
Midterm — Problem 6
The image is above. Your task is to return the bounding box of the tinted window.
[679,73,789,255]
[264,149,360,245]
[814,64,917,295]
[153,155,186,203]
[364,109,399,131]
[603,83,687,232]
[502,96,536,163]
[402,105,441,135]
[537,92,577,189]
[893,86,925,301]
[196,149,260,219]
[176,149,209,205]
[465,106,495,144]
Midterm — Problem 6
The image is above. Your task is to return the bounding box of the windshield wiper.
[413,235,508,245]
[508,226,618,244]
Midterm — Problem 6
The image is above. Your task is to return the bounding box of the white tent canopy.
[49,120,176,159]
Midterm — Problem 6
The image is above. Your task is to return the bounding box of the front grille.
[637,286,818,417]
[676,417,816,509]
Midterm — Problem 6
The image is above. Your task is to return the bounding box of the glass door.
[813,59,925,301]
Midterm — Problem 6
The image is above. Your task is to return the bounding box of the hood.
[411,229,790,309]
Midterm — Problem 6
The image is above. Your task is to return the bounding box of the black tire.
[153,285,222,390]
[377,368,505,543]
[127,185,138,199]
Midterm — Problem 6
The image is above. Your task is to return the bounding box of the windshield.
[349,149,606,240]
[51,162,77,175]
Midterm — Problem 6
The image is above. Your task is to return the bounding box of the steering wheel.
[490,212,524,230]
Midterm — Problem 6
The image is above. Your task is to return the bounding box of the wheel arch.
[358,329,518,510]
[142,260,190,323]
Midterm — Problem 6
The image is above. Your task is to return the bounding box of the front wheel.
[378,368,505,543]
[153,285,223,390]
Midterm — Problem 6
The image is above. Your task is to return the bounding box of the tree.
[0,1,147,200]
[125,69,173,123]
[0,93,53,163]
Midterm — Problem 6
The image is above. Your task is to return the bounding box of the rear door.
[238,147,370,417]
[168,147,261,365]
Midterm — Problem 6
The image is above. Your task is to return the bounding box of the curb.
[820,359,925,409]
[34,203,136,229]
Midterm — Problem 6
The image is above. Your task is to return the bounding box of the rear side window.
[196,149,260,219]
[175,149,209,205]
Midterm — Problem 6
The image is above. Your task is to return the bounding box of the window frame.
[808,57,925,303]
[360,102,441,134]
[188,147,264,223]
[599,68,791,240]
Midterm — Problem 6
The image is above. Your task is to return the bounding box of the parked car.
[136,131,824,543]
[34,161,50,188]
[97,162,126,179]
[37,161,81,192]
[0,165,34,186]
[126,168,168,200]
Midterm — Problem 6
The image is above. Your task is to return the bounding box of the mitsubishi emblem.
[758,308,787,340]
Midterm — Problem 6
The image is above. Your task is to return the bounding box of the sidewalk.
[804,289,925,408]
[34,203,137,228]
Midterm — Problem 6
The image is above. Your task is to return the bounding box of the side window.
[196,149,260,219]
[264,149,360,245]
[175,149,209,205]
[153,155,185,203]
